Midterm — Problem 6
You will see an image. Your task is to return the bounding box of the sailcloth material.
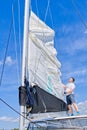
[24,11,67,113]
[28,12,64,100]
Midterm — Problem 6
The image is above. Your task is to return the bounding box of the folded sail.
[25,11,67,113]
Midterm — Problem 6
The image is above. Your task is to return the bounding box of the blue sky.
[0,0,87,129]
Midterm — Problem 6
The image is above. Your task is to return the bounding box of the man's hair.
[71,77,75,82]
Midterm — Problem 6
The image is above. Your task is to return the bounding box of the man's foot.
[77,111,80,115]
[71,113,74,116]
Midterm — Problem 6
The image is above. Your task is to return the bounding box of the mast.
[19,0,30,130]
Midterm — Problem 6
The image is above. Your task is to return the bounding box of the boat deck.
[24,113,87,130]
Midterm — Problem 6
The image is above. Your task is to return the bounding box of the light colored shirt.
[66,82,75,96]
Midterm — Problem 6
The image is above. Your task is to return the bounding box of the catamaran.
[19,0,87,130]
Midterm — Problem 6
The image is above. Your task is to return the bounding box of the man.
[65,77,80,116]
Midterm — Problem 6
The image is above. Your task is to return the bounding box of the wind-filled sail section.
[26,11,67,113]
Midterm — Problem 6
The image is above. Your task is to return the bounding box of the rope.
[70,0,87,29]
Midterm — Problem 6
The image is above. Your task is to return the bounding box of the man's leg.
[71,94,80,115]
[72,103,79,112]
[66,95,73,115]
[67,104,73,115]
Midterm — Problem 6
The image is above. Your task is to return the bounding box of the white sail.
[27,11,64,100]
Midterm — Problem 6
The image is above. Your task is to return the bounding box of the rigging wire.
[0,96,55,129]
[44,0,54,29]
[35,0,39,18]
[44,0,50,22]
[70,0,87,29]
[0,1,53,129]
[0,14,13,87]
[18,0,22,82]
[0,98,42,128]
[0,0,59,129]
[49,7,54,29]
[0,0,17,87]
[33,0,54,81]
[12,4,20,84]
[0,0,38,128]
[0,94,67,129]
